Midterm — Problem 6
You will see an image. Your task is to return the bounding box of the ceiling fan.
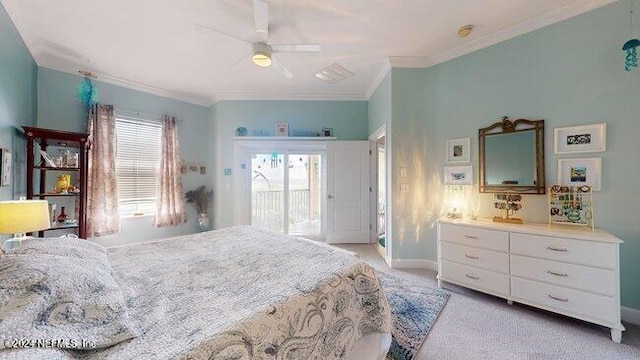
[196,0,320,78]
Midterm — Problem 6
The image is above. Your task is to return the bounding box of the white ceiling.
[2,0,616,106]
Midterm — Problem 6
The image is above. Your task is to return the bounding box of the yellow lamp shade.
[0,200,50,235]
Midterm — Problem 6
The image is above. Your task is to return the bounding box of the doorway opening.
[375,136,386,257]
[369,125,388,260]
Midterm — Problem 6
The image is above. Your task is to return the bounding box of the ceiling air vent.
[314,63,353,84]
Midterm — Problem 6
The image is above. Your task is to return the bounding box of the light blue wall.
[385,2,640,309]
[37,68,212,246]
[389,68,440,260]
[368,72,391,135]
[210,100,369,228]
[0,2,37,205]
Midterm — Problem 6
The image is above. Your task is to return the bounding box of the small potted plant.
[185,186,213,232]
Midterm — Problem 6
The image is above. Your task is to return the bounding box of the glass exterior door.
[288,154,321,235]
[251,153,284,232]
[250,152,322,236]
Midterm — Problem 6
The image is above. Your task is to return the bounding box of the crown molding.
[365,60,391,100]
[391,0,619,69]
[37,61,214,107]
[211,91,367,104]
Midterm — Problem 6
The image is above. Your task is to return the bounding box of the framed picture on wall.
[446,137,471,163]
[554,123,606,154]
[557,157,601,191]
[275,123,289,137]
[444,165,473,185]
[1,148,11,186]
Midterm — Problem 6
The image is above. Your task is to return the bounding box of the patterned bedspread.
[2,226,390,359]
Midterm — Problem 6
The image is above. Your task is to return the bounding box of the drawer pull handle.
[546,246,568,252]
[547,270,568,277]
[548,294,569,302]
[465,254,479,260]
[464,235,478,239]
[465,274,480,280]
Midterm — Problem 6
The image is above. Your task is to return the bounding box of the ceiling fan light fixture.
[252,42,272,67]
[252,52,272,67]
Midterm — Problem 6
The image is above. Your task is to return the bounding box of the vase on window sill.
[197,213,210,232]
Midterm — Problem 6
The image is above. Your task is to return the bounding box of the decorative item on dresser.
[22,126,90,239]
[493,193,523,224]
[548,185,594,230]
[436,217,624,343]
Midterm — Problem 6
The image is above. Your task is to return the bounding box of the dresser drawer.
[440,242,509,273]
[511,255,615,296]
[440,260,509,296]
[439,223,509,252]
[510,233,616,269]
[511,277,618,325]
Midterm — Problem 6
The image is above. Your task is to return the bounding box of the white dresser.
[437,217,625,342]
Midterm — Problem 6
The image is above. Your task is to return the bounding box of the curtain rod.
[114,109,183,123]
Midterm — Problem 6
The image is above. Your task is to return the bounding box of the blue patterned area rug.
[377,271,450,360]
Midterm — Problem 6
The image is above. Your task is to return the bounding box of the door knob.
[328,195,335,199]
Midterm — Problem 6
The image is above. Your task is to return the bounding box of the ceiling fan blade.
[253,0,269,36]
[194,23,251,44]
[271,44,320,53]
[230,51,253,71]
[271,55,293,79]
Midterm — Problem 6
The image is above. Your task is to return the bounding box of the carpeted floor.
[376,270,449,360]
[338,244,640,360]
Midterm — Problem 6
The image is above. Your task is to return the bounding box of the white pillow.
[5,237,108,263]
[0,253,140,350]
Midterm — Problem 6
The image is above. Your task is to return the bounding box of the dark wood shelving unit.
[23,126,90,239]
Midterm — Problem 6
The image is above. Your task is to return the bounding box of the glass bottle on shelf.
[56,206,68,223]
[61,150,70,168]
[69,153,79,167]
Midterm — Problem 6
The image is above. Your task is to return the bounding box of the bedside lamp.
[0,200,50,251]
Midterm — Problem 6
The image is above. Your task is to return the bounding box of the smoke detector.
[458,25,474,38]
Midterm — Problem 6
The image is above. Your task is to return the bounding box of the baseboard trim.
[622,306,640,326]
[390,259,437,271]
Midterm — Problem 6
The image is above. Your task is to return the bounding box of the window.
[115,117,162,216]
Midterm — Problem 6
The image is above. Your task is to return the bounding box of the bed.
[0,226,391,359]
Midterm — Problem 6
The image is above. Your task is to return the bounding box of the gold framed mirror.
[479,116,545,194]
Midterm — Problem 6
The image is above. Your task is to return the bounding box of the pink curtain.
[154,116,186,227]
[86,104,120,237]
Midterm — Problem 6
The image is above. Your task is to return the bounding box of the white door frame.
[233,139,328,240]
[369,125,391,265]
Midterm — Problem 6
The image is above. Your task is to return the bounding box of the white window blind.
[115,117,162,217]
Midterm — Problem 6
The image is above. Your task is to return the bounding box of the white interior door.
[326,141,370,243]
